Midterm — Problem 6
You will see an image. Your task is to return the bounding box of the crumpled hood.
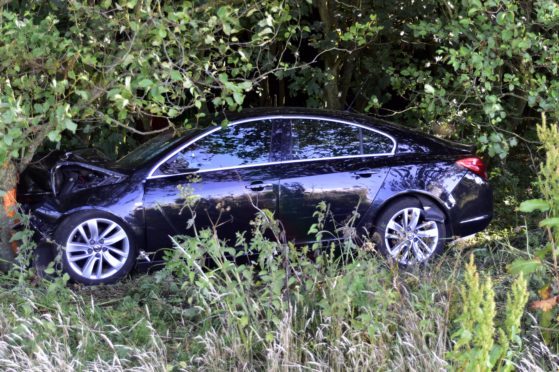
[17,149,127,203]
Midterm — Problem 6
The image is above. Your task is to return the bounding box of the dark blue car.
[18,108,493,284]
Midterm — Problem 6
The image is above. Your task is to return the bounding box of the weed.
[0,205,554,370]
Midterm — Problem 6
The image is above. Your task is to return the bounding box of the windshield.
[115,132,184,169]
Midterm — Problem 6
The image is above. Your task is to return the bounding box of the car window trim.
[285,117,395,161]
[148,152,393,179]
[146,115,396,179]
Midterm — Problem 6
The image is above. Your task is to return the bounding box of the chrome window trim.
[146,115,397,179]
[147,152,393,179]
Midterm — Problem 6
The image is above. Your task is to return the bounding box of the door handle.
[353,169,375,178]
[245,182,273,191]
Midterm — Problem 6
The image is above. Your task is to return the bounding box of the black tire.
[32,241,59,279]
[54,211,136,285]
[374,197,447,266]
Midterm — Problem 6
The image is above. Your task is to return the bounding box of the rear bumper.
[448,172,493,237]
[454,213,492,237]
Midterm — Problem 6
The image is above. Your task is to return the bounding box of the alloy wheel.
[384,207,439,265]
[64,218,130,280]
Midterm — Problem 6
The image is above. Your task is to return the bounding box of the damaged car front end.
[19,149,127,232]
[17,149,147,282]
[16,131,189,284]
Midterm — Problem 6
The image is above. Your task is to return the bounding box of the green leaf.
[137,78,153,88]
[217,6,230,20]
[47,131,59,142]
[75,90,89,100]
[233,92,244,105]
[218,73,229,84]
[64,119,78,133]
[424,84,435,94]
[170,70,182,82]
[4,134,13,146]
[517,199,550,213]
[489,345,504,367]
[539,217,559,227]
[1,110,14,124]
[507,258,543,275]
[223,23,232,35]
[9,230,26,242]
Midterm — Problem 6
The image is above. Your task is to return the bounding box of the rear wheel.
[55,212,136,284]
[375,197,447,265]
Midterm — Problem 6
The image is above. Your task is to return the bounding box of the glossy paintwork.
[19,108,493,267]
[32,174,147,251]
[356,158,480,239]
[277,157,389,242]
[144,165,280,258]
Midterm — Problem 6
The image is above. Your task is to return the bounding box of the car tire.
[374,197,447,266]
[54,211,136,285]
[33,241,59,279]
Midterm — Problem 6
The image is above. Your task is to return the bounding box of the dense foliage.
[0,0,301,264]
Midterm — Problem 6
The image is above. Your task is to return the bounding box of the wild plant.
[517,114,559,276]
[516,114,559,343]
[0,178,546,370]
[448,255,528,371]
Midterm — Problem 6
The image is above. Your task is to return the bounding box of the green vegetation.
[0,206,547,370]
[2,0,559,369]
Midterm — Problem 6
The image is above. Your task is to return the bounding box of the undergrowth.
[0,200,553,371]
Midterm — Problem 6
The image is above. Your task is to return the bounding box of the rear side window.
[287,119,393,160]
[157,120,279,175]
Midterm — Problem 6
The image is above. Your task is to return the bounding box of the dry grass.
[0,227,557,371]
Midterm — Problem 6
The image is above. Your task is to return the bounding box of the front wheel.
[375,197,447,265]
[55,212,136,284]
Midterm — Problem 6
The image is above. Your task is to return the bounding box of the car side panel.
[143,165,280,259]
[356,158,468,239]
[277,157,390,243]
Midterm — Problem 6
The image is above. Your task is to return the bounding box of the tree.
[388,0,559,158]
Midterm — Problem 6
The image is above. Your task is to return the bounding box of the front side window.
[287,119,393,160]
[157,120,277,175]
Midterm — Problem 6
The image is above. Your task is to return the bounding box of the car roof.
[222,107,397,130]
[137,107,473,178]
[220,107,473,155]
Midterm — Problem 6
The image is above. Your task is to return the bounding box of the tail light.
[456,157,487,180]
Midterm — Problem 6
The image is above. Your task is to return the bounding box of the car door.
[143,119,284,258]
[277,118,395,244]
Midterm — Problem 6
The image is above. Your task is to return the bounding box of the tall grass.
[0,206,553,370]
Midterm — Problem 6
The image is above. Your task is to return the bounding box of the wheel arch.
[57,207,125,229]
[372,191,453,237]
[54,208,140,249]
